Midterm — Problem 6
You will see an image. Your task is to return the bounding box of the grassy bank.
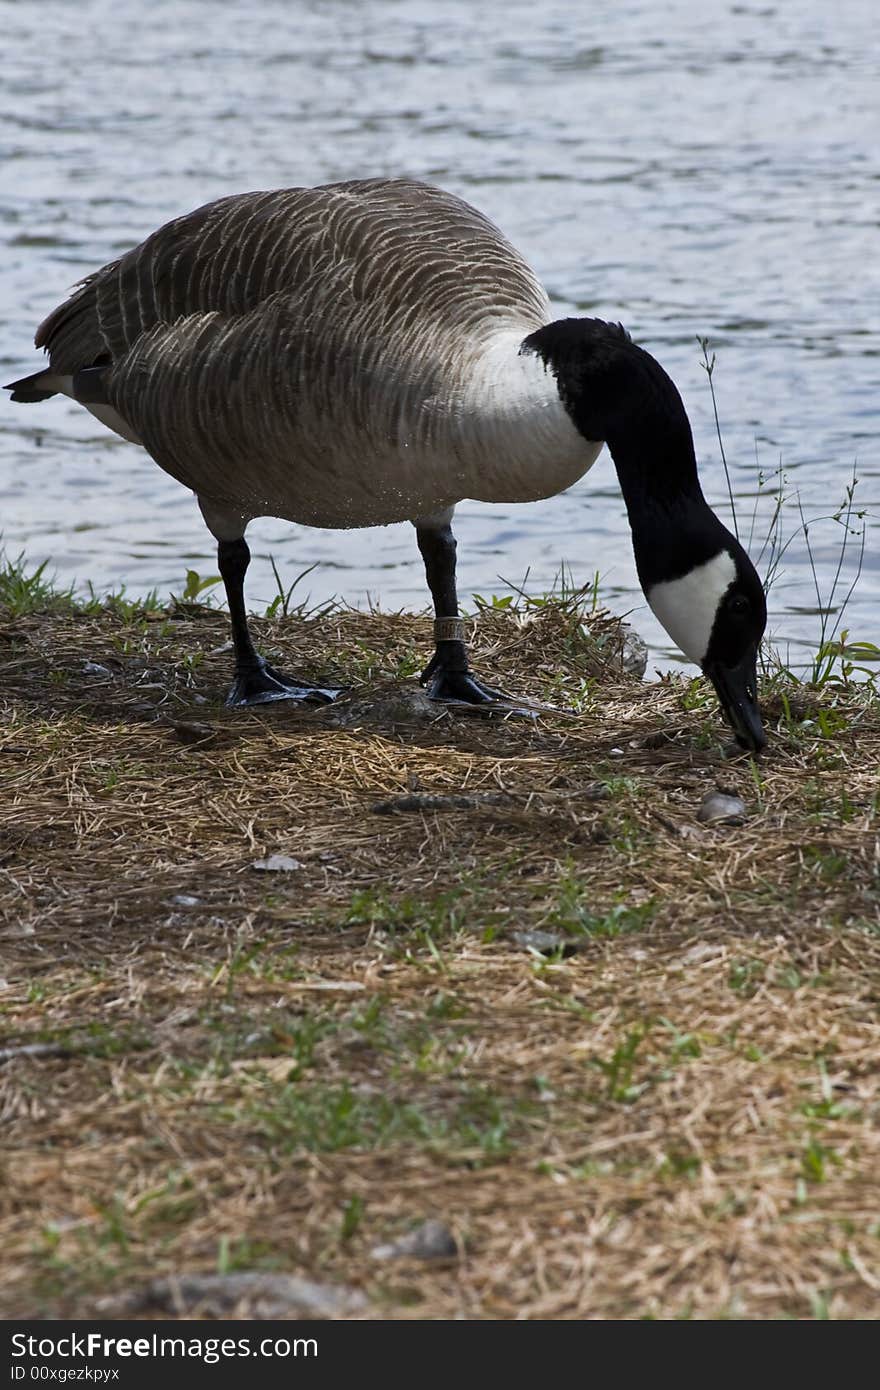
[1,579,878,1319]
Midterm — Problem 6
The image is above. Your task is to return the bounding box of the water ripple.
[0,0,876,673]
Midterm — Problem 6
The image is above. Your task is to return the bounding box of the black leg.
[217,537,340,707]
[415,523,508,704]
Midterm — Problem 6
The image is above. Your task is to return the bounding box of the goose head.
[522,317,768,752]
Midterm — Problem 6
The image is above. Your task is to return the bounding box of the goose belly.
[186,430,602,531]
[191,438,464,530]
[254,445,463,530]
[462,433,603,505]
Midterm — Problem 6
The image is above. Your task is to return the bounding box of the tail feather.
[6,370,59,403]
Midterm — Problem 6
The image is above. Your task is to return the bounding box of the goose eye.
[729,594,749,617]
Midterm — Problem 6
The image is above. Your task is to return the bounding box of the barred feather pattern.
[33,180,592,528]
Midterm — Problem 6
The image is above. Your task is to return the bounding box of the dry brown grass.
[1,599,878,1320]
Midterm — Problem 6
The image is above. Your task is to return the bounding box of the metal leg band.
[434,617,466,643]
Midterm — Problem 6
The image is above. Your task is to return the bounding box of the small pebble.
[250,854,304,872]
[619,624,649,678]
[370,1219,457,1262]
[511,929,574,957]
[681,942,724,965]
[170,894,200,908]
[82,661,112,678]
[696,790,747,825]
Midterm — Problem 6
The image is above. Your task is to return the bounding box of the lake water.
[2,0,877,675]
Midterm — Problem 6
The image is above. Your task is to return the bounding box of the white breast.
[455,331,602,503]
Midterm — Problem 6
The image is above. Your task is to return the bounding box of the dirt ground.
[1,598,878,1319]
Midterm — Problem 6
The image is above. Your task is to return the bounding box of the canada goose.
[7,177,767,750]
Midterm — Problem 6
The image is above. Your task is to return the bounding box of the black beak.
[704,648,766,753]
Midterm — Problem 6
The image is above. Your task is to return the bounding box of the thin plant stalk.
[698,337,739,541]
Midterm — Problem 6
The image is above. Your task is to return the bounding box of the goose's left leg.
[200,501,340,706]
[414,514,509,704]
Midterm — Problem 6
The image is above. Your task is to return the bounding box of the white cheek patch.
[647,550,737,665]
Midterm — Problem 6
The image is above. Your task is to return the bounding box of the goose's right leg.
[414,513,510,705]
[200,501,339,707]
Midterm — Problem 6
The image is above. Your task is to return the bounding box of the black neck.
[522,317,734,588]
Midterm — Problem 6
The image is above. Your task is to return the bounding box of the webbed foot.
[227,658,342,707]
[419,653,569,717]
[419,656,557,716]
[421,663,509,705]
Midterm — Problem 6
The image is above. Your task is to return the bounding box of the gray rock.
[370,1219,457,1262]
[511,929,575,957]
[251,854,304,872]
[696,790,747,825]
[0,1041,77,1064]
[619,623,649,678]
[104,1272,366,1320]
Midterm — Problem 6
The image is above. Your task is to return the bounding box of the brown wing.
[34,179,550,376]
